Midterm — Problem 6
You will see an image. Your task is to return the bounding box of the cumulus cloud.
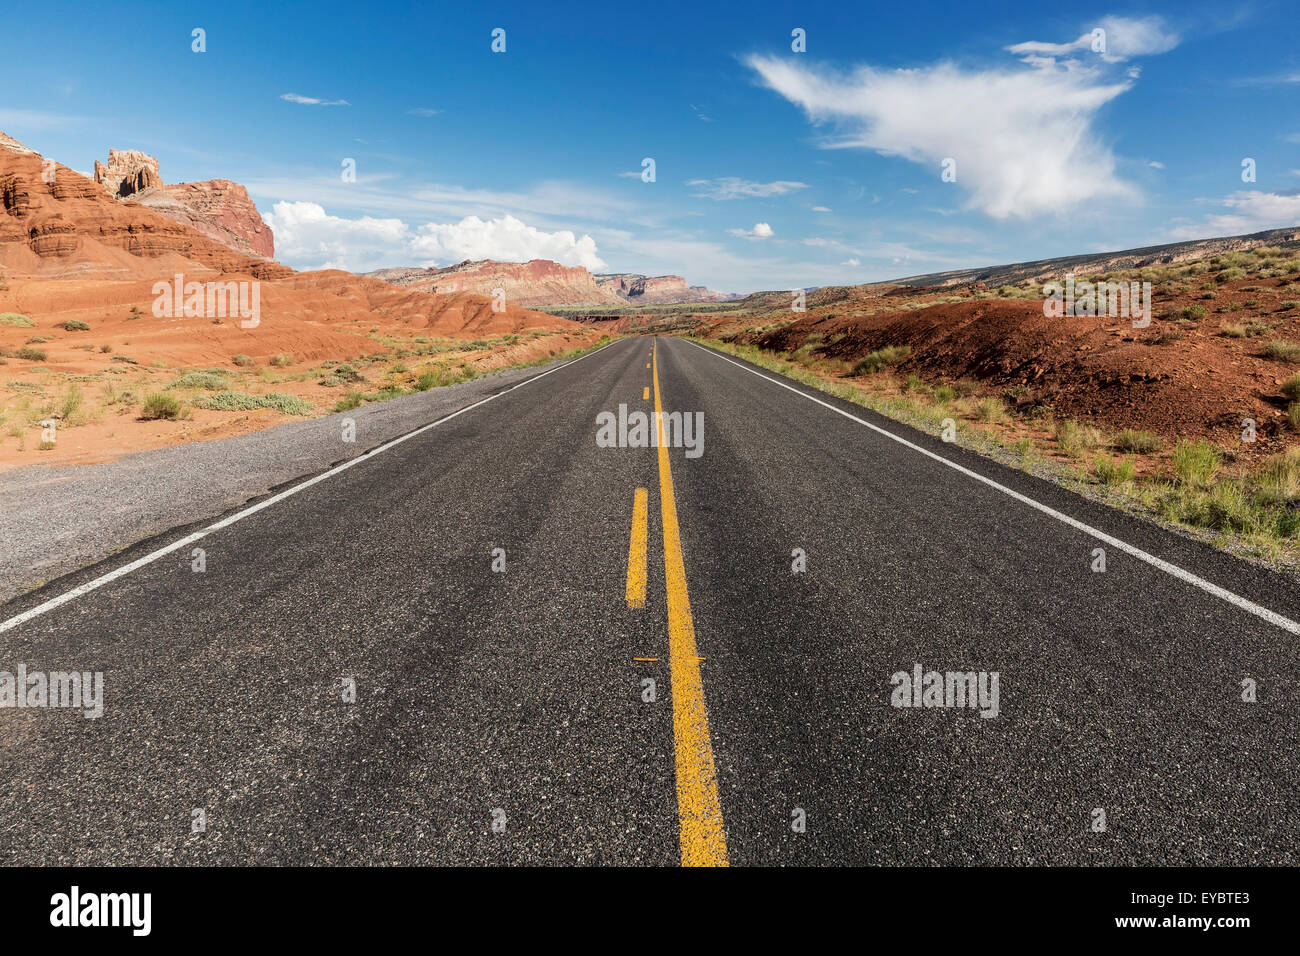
[280,92,350,106]
[264,202,604,272]
[728,222,774,240]
[409,214,605,270]
[746,45,1140,219]
[265,202,407,270]
[688,178,808,200]
[1169,191,1300,239]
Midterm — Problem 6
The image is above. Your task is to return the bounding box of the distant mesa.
[368,258,737,308]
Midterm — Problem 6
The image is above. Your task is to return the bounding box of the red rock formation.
[134,180,275,259]
[596,273,734,303]
[370,259,736,307]
[94,149,161,198]
[91,148,274,259]
[369,259,625,307]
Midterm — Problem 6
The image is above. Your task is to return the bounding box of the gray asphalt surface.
[1,334,1297,865]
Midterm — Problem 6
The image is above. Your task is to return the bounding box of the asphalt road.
[2,334,1298,866]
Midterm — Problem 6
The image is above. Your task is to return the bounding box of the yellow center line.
[642,386,650,401]
[626,487,648,609]
[652,337,729,867]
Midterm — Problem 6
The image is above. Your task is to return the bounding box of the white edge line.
[683,338,1300,636]
[0,340,619,634]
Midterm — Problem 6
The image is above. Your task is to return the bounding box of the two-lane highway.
[2,334,1298,865]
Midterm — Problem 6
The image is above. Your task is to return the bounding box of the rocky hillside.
[93,148,275,259]
[892,227,1300,289]
[596,273,737,303]
[369,258,734,307]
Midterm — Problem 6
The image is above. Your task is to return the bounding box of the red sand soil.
[715,276,1300,457]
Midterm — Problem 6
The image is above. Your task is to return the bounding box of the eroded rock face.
[369,259,625,307]
[0,132,290,278]
[91,148,274,259]
[94,149,162,198]
[369,259,736,307]
[134,180,275,259]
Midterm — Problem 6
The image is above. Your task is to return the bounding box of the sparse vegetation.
[0,313,33,328]
[1262,340,1300,363]
[231,354,255,367]
[167,372,228,391]
[852,345,911,375]
[1055,419,1103,457]
[139,393,183,420]
[193,392,313,415]
[56,319,90,331]
[1171,439,1221,488]
[1113,429,1161,454]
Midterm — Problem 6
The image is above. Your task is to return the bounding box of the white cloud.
[1148,160,1165,169]
[843,257,861,266]
[688,177,808,200]
[408,107,442,117]
[280,93,350,106]
[811,205,832,212]
[746,43,1139,219]
[1006,15,1179,64]
[728,222,774,240]
[410,215,605,270]
[1169,191,1300,239]
[264,202,604,272]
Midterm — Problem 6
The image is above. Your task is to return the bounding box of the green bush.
[1093,454,1136,484]
[16,346,46,361]
[56,319,90,331]
[168,372,228,390]
[334,392,364,412]
[852,345,912,375]
[1172,439,1221,488]
[1261,340,1300,363]
[140,393,182,420]
[0,312,33,327]
[1113,429,1161,454]
[193,391,312,415]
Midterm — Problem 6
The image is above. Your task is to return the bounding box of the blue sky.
[2,0,1298,292]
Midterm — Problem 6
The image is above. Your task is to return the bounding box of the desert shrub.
[933,385,957,402]
[1093,454,1136,484]
[1178,305,1207,321]
[56,319,90,331]
[334,392,364,412]
[111,355,138,364]
[1281,375,1300,401]
[1113,429,1161,454]
[1055,419,1103,456]
[0,312,33,327]
[231,354,255,367]
[1261,340,1300,362]
[16,346,46,361]
[975,397,1005,423]
[193,391,312,415]
[270,353,293,368]
[140,393,182,420]
[852,345,911,375]
[1253,447,1300,504]
[1172,439,1221,488]
[168,372,228,390]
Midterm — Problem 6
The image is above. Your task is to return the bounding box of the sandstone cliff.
[92,148,274,259]
[369,259,735,307]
